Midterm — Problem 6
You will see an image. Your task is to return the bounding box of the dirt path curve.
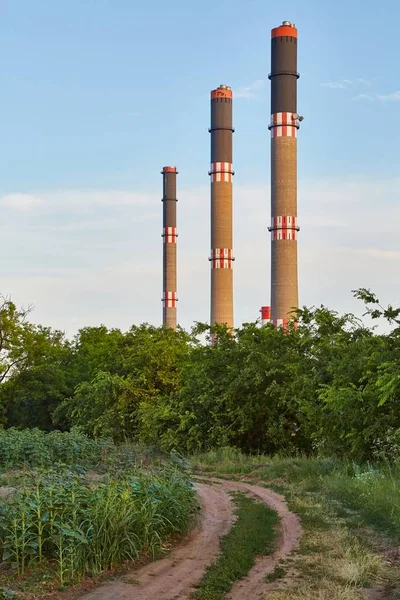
[78,483,234,600]
[78,479,301,600]
[215,480,302,599]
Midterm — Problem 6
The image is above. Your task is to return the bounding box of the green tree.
[0,298,70,427]
[54,324,193,440]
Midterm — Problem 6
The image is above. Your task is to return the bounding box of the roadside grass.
[192,448,400,599]
[191,446,269,474]
[192,492,279,600]
[191,448,400,540]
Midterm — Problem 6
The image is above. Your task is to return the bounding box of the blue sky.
[0,0,399,334]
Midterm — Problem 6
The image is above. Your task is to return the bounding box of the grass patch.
[193,491,279,600]
[192,448,400,542]
[192,449,400,598]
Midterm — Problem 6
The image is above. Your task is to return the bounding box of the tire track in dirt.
[78,482,234,600]
[77,479,302,600]
[216,480,302,599]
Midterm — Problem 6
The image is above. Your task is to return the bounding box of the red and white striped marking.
[270,318,298,330]
[209,162,234,182]
[260,306,271,325]
[270,113,297,138]
[270,216,298,240]
[163,227,177,243]
[210,248,233,269]
[271,318,289,329]
[162,291,177,308]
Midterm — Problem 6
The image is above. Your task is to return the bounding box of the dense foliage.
[0,290,399,462]
[0,469,196,586]
[0,427,112,470]
[0,429,196,591]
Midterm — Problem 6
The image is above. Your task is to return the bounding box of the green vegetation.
[0,430,197,597]
[194,450,400,599]
[1,289,400,463]
[1,288,400,596]
[192,448,400,540]
[193,492,278,600]
[0,427,112,470]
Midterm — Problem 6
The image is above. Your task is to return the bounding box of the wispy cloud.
[0,194,44,211]
[1,178,399,336]
[0,190,158,213]
[321,78,371,90]
[351,248,400,260]
[234,79,264,99]
[356,78,371,86]
[351,93,375,102]
[322,81,348,89]
[378,91,400,102]
[321,78,399,103]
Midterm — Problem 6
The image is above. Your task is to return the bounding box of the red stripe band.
[162,227,177,243]
[271,318,289,329]
[209,162,234,182]
[162,291,178,308]
[269,113,298,138]
[209,248,234,269]
[269,216,299,240]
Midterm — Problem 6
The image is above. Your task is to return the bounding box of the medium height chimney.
[209,85,235,331]
[161,166,178,329]
[268,21,301,328]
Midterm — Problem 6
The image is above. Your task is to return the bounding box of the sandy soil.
[219,480,302,599]
[78,482,234,600]
[76,479,302,600]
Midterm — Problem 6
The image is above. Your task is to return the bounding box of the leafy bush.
[0,468,197,586]
[0,428,112,470]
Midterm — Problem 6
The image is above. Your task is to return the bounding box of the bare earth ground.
[219,480,302,600]
[77,479,302,600]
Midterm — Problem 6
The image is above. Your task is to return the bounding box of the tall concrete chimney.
[161,166,178,329]
[209,85,234,331]
[268,22,300,328]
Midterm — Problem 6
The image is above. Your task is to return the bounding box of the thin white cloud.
[349,248,400,260]
[36,212,161,233]
[351,93,375,102]
[0,190,159,214]
[234,79,264,99]
[322,78,371,90]
[356,78,371,86]
[0,193,44,212]
[322,81,349,89]
[0,178,399,336]
[378,91,400,102]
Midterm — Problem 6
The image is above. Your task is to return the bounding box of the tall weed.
[0,468,197,586]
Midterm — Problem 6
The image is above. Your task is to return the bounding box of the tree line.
[0,289,399,462]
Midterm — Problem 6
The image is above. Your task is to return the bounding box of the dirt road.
[78,479,301,600]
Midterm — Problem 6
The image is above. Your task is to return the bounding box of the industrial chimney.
[209,85,235,331]
[260,306,271,326]
[161,166,178,329]
[268,21,300,327]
